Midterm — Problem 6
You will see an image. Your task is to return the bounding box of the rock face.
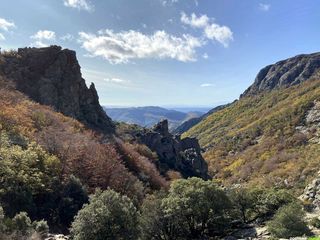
[296,101,320,144]
[242,52,320,97]
[137,119,209,179]
[300,174,320,207]
[0,46,114,133]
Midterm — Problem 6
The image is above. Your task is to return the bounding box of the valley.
[0,1,319,239]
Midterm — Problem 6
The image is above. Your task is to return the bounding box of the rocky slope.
[183,52,320,187]
[242,52,320,97]
[0,46,114,133]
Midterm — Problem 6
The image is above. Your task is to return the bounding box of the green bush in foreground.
[0,207,49,240]
[140,178,232,240]
[310,217,320,229]
[70,189,139,240]
[267,202,310,238]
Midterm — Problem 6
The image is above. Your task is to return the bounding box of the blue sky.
[0,0,319,107]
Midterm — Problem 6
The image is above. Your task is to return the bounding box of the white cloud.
[31,30,56,40]
[259,3,270,11]
[60,33,74,41]
[202,53,208,59]
[0,33,5,41]
[161,0,178,6]
[181,12,233,47]
[63,0,94,12]
[0,18,15,31]
[78,29,203,64]
[104,77,127,84]
[200,83,214,87]
[30,30,56,48]
[181,12,209,28]
[33,41,49,48]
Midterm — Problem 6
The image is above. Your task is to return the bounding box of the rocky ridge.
[137,119,209,179]
[242,52,320,97]
[0,46,114,133]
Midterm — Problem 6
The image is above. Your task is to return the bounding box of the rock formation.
[296,100,320,144]
[137,119,210,179]
[0,46,114,133]
[301,174,320,208]
[242,52,320,97]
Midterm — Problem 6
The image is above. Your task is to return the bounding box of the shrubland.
[183,79,320,188]
[68,177,311,240]
[0,77,166,230]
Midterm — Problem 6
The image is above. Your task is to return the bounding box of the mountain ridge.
[183,52,320,187]
[104,105,202,130]
[242,52,320,97]
[0,46,115,133]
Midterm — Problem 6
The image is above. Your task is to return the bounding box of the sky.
[0,0,319,107]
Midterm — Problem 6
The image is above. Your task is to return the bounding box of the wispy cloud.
[0,33,5,41]
[181,12,233,47]
[161,0,178,7]
[78,29,203,64]
[30,30,56,47]
[200,83,214,87]
[259,3,271,11]
[60,33,74,41]
[104,77,128,84]
[63,0,94,12]
[202,53,209,59]
[0,18,15,31]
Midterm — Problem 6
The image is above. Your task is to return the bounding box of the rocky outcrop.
[296,101,320,144]
[300,174,320,207]
[242,52,320,97]
[0,46,114,133]
[137,119,210,179]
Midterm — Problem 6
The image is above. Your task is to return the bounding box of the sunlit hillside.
[184,78,320,188]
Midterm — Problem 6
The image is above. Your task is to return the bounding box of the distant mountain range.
[104,106,204,130]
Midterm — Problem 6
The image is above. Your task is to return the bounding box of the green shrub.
[140,178,232,240]
[229,187,294,223]
[58,175,88,227]
[70,189,139,240]
[310,217,320,229]
[0,206,5,233]
[32,219,49,236]
[267,202,311,238]
[0,133,61,218]
[11,212,32,236]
